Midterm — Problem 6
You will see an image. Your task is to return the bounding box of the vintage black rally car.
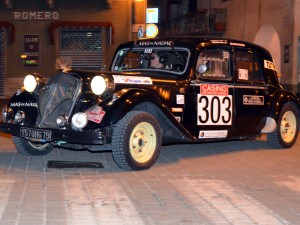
[1,37,300,170]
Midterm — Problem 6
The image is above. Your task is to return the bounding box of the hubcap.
[280,111,297,143]
[129,122,157,163]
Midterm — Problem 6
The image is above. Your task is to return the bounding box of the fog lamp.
[56,115,67,127]
[71,113,88,129]
[14,111,25,123]
[2,106,13,122]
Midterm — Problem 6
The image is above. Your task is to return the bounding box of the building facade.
[1,0,300,97]
[0,0,146,97]
[153,0,299,92]
[212,0,296,91]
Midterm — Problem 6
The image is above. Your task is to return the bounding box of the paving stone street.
[0,131,300,225]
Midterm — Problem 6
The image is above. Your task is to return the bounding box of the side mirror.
[197,63,208,74]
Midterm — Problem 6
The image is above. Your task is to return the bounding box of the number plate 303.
[197,94,232,125]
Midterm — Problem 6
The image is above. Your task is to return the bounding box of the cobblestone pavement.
[0,133,300,225]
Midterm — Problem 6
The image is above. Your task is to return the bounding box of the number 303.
[197,95,232,125]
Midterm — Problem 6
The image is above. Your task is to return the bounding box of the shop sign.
[13,11,59,20]
[146,8,158,23]
[23,34,40,68]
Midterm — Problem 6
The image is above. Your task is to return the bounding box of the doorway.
[254,24,281,73]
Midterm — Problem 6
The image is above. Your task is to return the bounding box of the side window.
[196,49,230,80]
[121,51,141,69]
[235,51,264,83]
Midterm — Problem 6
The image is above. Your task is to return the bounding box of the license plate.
[20,127,52,141]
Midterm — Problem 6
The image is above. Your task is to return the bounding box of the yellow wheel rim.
[129,122,157,163]
[280,111,297,143]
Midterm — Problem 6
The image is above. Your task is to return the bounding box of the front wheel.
[12,136,54,156]
[267,103,299,148]
[111,111,161,170]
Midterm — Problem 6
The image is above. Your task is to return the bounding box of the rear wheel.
[267,103,299,148]
[12,136,54,156]
[111,111,161,170]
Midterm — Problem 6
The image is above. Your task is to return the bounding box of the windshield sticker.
[199,130,228,139]
[10,102,37,107]
[223,51,229,59]
[86,106,106,124]
[243,95,264,105]
[211,40,228,44]
[176,95,185,104]
[264,60,276,71]
[113,75,153,85]
[230,42,246,47]
[238,69,249,80]
[144,49,152,53]
[200,84,228,96]
[136,40,174,46]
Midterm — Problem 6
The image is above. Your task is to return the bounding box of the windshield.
[112,47,190,74]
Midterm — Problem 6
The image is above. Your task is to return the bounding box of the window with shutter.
[59,29,103,70]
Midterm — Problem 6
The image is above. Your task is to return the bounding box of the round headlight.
[91,76,107,95]
[71,113,88,129]
[24,74,37,93]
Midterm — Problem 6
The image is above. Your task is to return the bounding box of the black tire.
[12,136,54,156]
[111,111,161,170]
[267,103,299,148]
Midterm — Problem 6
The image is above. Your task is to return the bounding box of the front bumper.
[0,122,108,145]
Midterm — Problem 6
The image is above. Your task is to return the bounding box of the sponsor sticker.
[86,106,106,124]
[238,69,248,80]
[199,130,228,139]
[172,108,183,112]
[176,95,185,104]
[243,95,264,105]
[200,84,228,96]
[10,102,38,107]
[113,75,153,85]
[264,60,276,71]
[175,116,181,122]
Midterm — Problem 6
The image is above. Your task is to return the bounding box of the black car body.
[1,37,300,170]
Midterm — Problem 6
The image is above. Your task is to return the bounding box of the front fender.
[99,88,195,142]
[100,89,165,125]
[6,91,39,125]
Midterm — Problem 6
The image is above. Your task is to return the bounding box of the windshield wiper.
[169,41,185,65]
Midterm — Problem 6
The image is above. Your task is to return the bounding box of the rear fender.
[267,90,300,123]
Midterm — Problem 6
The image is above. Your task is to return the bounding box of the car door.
[232,49,269,137]
[183,47,235,140]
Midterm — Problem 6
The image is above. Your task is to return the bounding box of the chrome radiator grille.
[36,73,80,128]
